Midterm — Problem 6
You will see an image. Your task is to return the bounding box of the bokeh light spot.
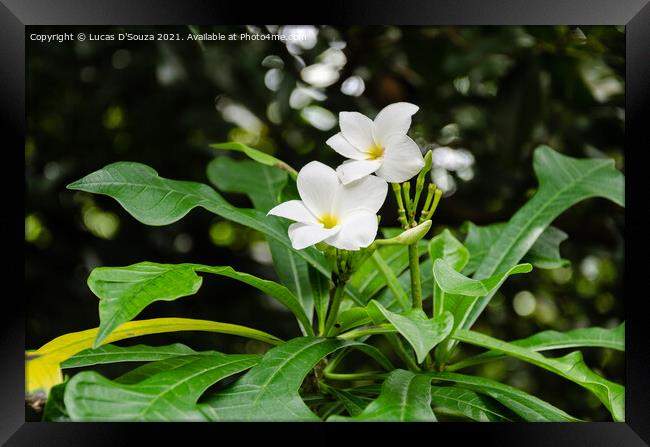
[513,291,536,317]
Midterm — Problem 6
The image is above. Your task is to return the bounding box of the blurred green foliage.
[26,25,623,421]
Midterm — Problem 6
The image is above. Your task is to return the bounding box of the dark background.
[26,25,624,421]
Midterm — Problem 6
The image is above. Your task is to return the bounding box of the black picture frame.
[3,0,649,444]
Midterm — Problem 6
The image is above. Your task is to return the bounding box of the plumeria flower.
[326,102,425,184]
[267,161,388,250]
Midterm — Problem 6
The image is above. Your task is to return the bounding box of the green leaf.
[67,162,328,276]
[115,355,207,385]
[462,222,569,275]
[320,402,345,419]
[88,263,201,346]
[429,229,470,272]
[322,385,370,416]
[448,323,625,371]
[347,245,403,300]
[62,343,197,368]
[429,386,515,422]
[278,179,300,203]
[199,337,388,421]
[337,342,395,372]
[370,251,410,311]
[199,337,344,421]
[66,162,230,226]
[335,307,373,333]
[434,259,532,297]
[88,261,308,346]
[428,229,469,319]
[465,146,624,331]
[346,228,428,305]
[461,222,503,276]
[346,383,382,395]
[207,156,317,334]
[432,259,532,364]
[206,156,288,211]
[329,370,435,422]
[209,142,298,179]
[268,242,315,334]
[428,371,579,422]
[524,226,570,269]
[309,264,330,335]
[453,329,624,421]
[42,382,70,421]
[368,301,453,364]
[375,257,434,312]
[65,353,260,421]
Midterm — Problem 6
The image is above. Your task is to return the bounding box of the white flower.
[326,102,425,184]
[267,161,388,250]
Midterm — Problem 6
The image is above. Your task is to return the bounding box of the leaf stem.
[323,347,351,374]
[323,371,387,381]
[394,181,424,311]
[337,324,396,340]
[324,281,347,336]
[409,244,422,309]
[444,357,487,372]
[432,283,444,319]
[371,251,411,311]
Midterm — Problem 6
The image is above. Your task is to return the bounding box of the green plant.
[25,103,624,422]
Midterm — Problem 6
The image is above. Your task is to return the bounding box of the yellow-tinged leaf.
[25,317,283,400]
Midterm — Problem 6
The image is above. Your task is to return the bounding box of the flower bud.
[374,220,432,246]
[421,149,433,176]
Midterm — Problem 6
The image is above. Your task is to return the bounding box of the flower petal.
[336,159,382,185]
[326,133,367,160]
[288,222,340,250]
[372,102,419,144]
[297,161,339,217]
[267,200,318,224]
[324,210,378,250]
[335,174,388,215]
[339,111,375,150]
[375,134,425,183]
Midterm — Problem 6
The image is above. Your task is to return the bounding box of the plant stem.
[434,341,453,370]
[433,283,444,318]
[323,348,350,374]
[338,324,396,340]
[395,180,423,311]
[445,354,504,372]
[323,371,387,381]
[424,353,434,370]
[371,251,410,311]
[324,281,347,336]
[408,243,422,309]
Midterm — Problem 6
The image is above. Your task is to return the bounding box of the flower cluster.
[268,102,424,251]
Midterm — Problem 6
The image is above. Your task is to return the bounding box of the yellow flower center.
[366,143,385,160]
[319,213,339,229]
